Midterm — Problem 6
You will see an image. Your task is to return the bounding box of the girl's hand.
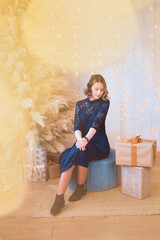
[76,138,88,150]
[76,137,83,148]
[81,146,86,151]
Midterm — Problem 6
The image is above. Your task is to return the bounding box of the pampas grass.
[0,0,77,169]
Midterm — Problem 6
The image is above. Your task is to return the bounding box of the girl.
[50,74,110,215]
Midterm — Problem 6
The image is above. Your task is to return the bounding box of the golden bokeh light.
[0,164,26,217]
[22,0,138,74]
[0,78,27,217]
[130,0,156,10]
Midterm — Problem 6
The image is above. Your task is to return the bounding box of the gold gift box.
[47,161,60,179]
[116,136,157,167]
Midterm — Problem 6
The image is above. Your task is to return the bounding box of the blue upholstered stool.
[68,148,121,192]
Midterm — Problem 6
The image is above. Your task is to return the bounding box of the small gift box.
[23,145,48,182]
[116,135,157,167]
[122,165,151,199]
[47,161,60,179]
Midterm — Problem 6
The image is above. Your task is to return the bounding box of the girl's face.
[91,82,104,100]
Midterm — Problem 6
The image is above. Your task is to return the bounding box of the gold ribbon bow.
[126,135,141,165]
[123,135,148,166]
[125,135,142,144]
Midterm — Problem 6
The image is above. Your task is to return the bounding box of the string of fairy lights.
[116,1,126,140]
[72,3,80,98]
[155,2,160,140]
[148,3,160,142]
[72,2,106,96]
[138,2,144,135]
[150,4,156,138]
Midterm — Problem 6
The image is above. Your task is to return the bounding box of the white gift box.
[23,145,48,182]
[122,166,151,199]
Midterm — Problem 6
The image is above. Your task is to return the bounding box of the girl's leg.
[57,165,75,195]
[68,165,88,202]
[77,165,88,184]
[50,165,76,215]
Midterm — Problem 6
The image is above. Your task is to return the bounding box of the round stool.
[68,148,121,192]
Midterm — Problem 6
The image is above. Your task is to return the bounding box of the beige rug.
[32,182,160,218]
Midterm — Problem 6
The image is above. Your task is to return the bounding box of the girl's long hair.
[84,74,110,100]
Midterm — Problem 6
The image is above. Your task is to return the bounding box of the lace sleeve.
[91,100,110,131]
[74,102,82,131]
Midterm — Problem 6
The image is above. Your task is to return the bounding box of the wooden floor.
[0,153,160,240]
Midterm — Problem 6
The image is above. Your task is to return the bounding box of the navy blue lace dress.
[59,97,110,174]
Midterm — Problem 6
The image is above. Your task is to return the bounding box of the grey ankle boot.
[68,182,87,202]
[50,194,65,215]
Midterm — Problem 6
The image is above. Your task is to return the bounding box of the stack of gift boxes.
[115,136,157,199]
[23,145,60,182]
